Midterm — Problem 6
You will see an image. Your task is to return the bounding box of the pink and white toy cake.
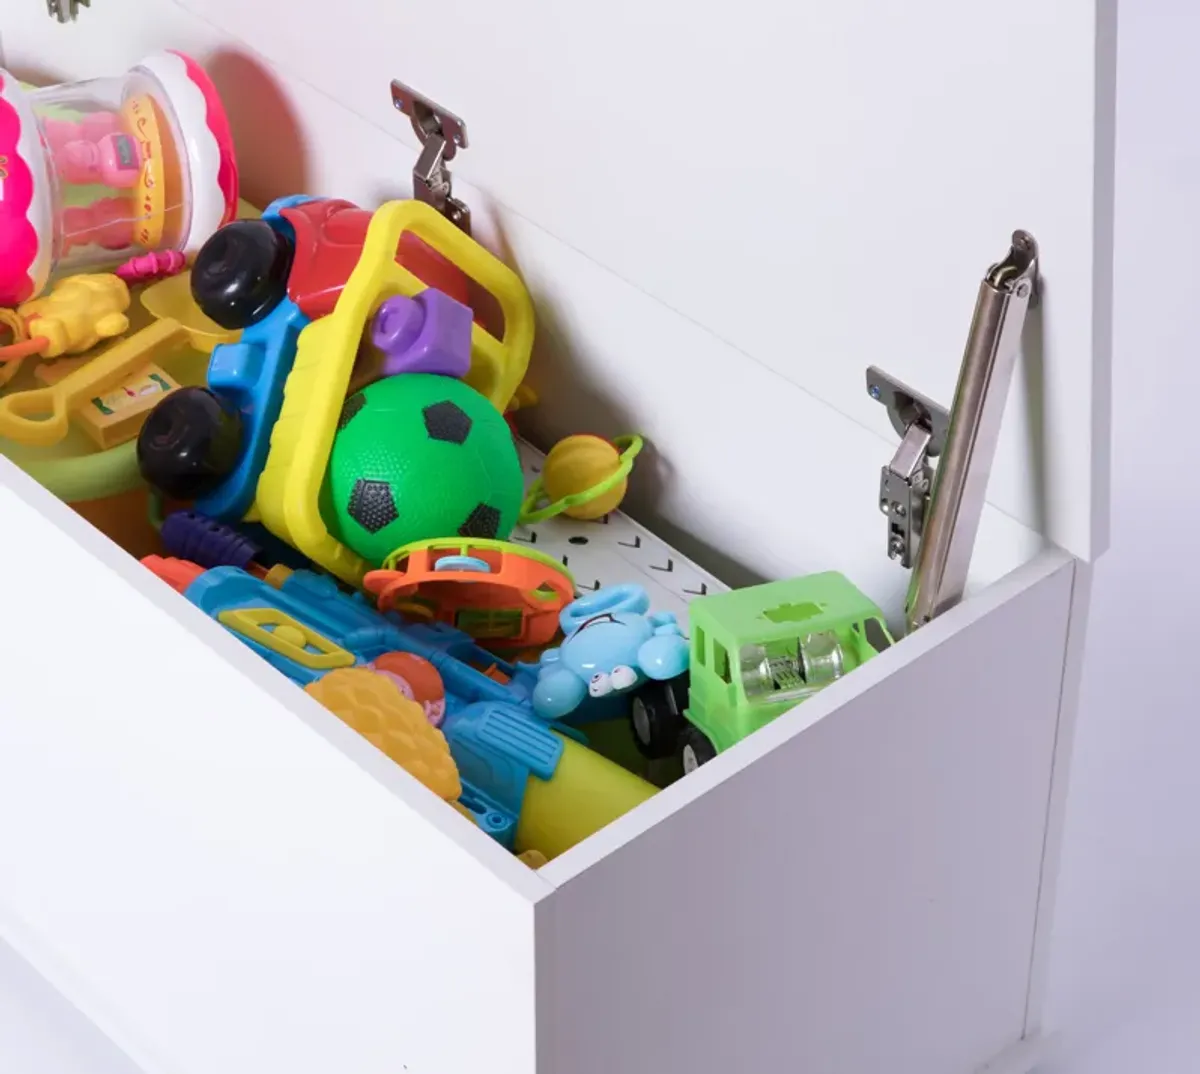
[0,51,239,309]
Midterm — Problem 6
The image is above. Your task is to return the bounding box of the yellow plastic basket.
[253,200,535,587]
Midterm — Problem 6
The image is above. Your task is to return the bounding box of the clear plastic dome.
[0,52,238,307]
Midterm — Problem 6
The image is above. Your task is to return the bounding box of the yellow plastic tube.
[515,734,657,860]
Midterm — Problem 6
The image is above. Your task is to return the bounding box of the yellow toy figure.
[0,273,131,362]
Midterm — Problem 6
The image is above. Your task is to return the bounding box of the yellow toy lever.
[0,318,187,446]
[0,272,239,447]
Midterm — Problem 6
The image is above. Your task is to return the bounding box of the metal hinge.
[47,0,89,20]
[391,80,471,235]
[867,368,949,570]
[869,229,1039,634]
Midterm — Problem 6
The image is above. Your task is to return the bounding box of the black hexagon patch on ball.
[348,479,399,534]
[423,400,472,445]
[459,503,501,539]
[337,392,367,431]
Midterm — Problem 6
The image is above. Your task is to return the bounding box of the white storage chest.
[0,2,1114,1072]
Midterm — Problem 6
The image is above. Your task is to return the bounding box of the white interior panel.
[0,5,1047,613]
[4,0,1114,560]
[0,467,545,1074]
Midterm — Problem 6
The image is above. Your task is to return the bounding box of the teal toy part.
[441,700,564,850]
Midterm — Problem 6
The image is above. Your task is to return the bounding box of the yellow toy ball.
[305,668,471,820]
[519,433,643,524]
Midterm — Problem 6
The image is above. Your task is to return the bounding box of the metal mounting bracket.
[47,0,89,21]
[391,80,472,234]
[869,228,1038,635]
[866,366,949,570]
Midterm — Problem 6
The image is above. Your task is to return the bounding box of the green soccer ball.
[321,374,524,566]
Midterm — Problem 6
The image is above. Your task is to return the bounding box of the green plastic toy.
[321,373,524,567]
[680,572,895,769]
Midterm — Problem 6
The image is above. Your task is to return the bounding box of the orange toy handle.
[0,336,48,362]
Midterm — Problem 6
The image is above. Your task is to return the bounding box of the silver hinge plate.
[47,0,89,20]
[391,80,471,234]
[866,365,949,569]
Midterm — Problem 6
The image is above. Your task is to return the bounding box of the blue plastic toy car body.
[194,195,315,522]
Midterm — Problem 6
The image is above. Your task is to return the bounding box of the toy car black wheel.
[679,726,716,774]
[136,387,245,500]
[629,676,687,760]
[191,219,295,330]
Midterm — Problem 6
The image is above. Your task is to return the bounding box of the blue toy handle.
[532,666,589,721]
[637,634,690,681]
[560,584,650,636]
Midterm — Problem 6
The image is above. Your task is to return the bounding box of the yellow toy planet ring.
[519,434,643,525]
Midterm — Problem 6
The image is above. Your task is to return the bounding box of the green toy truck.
[677,572,894,771]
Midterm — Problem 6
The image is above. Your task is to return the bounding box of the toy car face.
[531,585,690,721]
[561,610,655,698]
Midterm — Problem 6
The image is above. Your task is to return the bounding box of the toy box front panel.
[0,472,547,1074]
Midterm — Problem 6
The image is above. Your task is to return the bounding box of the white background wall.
[1042,1,1200,1070]
[0,3,1196,1072]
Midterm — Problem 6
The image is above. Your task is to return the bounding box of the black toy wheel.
[136,387,245,500]
[629,675,688,760]
[191,219,295,330]
[679,726,717,774]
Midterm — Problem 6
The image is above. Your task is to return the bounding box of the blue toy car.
[532,584,691,758]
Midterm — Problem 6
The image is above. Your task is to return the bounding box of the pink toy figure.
[44,113,142,188]
[59,133,142,188]
[41,113,123,151]
[63,197,134,252]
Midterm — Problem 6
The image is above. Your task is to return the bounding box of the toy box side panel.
[1022,560,1095,1038]
[0,1,1045,612]
[0,464,546,1074]
[0,939,146,1074]
[534,554,1076,1074]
